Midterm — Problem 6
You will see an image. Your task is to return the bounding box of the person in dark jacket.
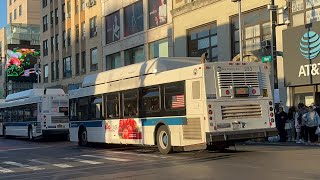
[276,106,288,142]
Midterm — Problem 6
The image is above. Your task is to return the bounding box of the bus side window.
[0,110,3,123]
[77,97,89,121]
[141,87,160,112]
[164,81,185,110]
[89,96,102,120]
[106,93,120,119]
[123,90,138,118]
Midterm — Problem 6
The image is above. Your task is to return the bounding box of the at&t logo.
[300,31,320,60]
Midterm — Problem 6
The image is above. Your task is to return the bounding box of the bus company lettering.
[298,63,320,77]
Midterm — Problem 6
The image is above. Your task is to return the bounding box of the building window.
[43,15,48,32]
[81,51,86,74]
[62,3,66,21]
[231,8,270,58]
[63,56,72,78]
[19,5,22,16]
[149,38,168,59]
[63,30,66,47]
[106,53,121,70]
[9,0,12,6]
[75,25,79,43]
[51,36,54,53]
[55,8,58,25]
[124,1,144,37]
[67,1,71,19]
[188,23,218,62]
[42,0,47,8]
[290,0,320,25]
[10,13,12,23]
[56,60,59,80]
[106,11,120,44]
[14,9,17,20]
[76,53,80,75]
[81,0,85,11]
[90,48,98,71]
[148,0,167,29]
[75,0,79,14]
[90,16,97,38]
[50,11,54,26]
[55,34,59,51]
[81,22,86,40]
[124,46,145,66]
[43,40,48,56]
[51,62,55,81]
[43,64,48,83]
[67,28,71,46]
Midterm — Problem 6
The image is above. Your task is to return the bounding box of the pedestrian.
[287,106,297,141]
[295,103,307,144]
[303,105,320,143]
[275,106,288,142]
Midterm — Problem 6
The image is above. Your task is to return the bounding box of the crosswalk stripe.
[29,159,73,168]
[81,155,131,162]
[3,161,44,171]
[108,151,168,159]
[0,166,14,173]
[62,157,103,165]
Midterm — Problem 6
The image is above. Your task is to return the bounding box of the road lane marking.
[81,155,131,162]
[0,166,14,173]
[62,157,102,165]
[0,146,55,152]
[29,159,73,168]
[3,161,44,171]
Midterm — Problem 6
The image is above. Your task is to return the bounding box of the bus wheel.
[78,128,88,146]
[28,127,34,141]
[3,126,6,138]
[156,125,173,154]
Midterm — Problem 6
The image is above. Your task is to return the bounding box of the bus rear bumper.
[42,129,69,136]
[206,128,278,144]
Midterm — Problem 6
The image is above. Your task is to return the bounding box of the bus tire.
[156,125,173,154]
[3,126,6,138]
[28,126,34,141]
[78,128,88,146]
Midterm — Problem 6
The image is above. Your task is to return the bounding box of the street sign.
[262,56,272,63]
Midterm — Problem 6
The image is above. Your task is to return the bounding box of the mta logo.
[300,31,320,60]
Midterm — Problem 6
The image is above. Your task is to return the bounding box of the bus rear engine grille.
[217,72,259,89]
[221,104,262,120]
[51,116,69,123]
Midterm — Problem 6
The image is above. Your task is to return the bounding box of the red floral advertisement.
[118,119,142,139]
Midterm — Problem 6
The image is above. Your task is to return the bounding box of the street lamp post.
[232,0,243,62]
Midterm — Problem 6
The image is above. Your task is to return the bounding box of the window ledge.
[172,0,222,17]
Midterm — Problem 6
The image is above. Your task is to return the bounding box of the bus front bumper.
[42,129,69,136]
[206,128,278,143]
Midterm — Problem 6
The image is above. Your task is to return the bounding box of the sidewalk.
[244,140,320,147]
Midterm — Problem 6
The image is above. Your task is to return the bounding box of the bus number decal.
[244,67,253,71]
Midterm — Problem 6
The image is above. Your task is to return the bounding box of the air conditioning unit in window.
[86,2,92,8]
[66,13,71,19]
[261,40,271,48]
[91,0,96,6]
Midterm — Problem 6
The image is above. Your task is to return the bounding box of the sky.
[0,0,7,29]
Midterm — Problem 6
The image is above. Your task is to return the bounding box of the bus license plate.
[232,124,241,129]
[57,124,63,128]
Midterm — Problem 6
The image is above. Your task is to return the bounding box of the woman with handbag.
[287,106,296,142]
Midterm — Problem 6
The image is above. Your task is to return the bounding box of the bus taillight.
[226,90,230,95]
[208,110,213,115]
[252,89,257,95]
[270,112,274,118]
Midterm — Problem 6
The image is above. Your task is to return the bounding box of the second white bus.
[0,89,69,140]
[69,58,277,154]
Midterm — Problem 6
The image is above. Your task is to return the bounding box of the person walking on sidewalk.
[295,103,307,144]
[287,106,297,141]
[276,106,288,142]
[303,105,320,143]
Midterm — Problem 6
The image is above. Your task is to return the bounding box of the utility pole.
[232,0,243,62]
[268,0,278,101]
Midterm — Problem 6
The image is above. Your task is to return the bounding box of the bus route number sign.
[234,87,249,97]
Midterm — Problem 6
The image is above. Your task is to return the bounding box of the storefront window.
[293,86,314,106]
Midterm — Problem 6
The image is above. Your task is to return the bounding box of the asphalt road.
[0,137,319,180]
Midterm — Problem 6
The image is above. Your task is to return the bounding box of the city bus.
[0,89,69,140]
[69,57,277,154]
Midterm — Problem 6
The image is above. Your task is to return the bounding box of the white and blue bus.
[0,89,69,140]
[69,58,277,154]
